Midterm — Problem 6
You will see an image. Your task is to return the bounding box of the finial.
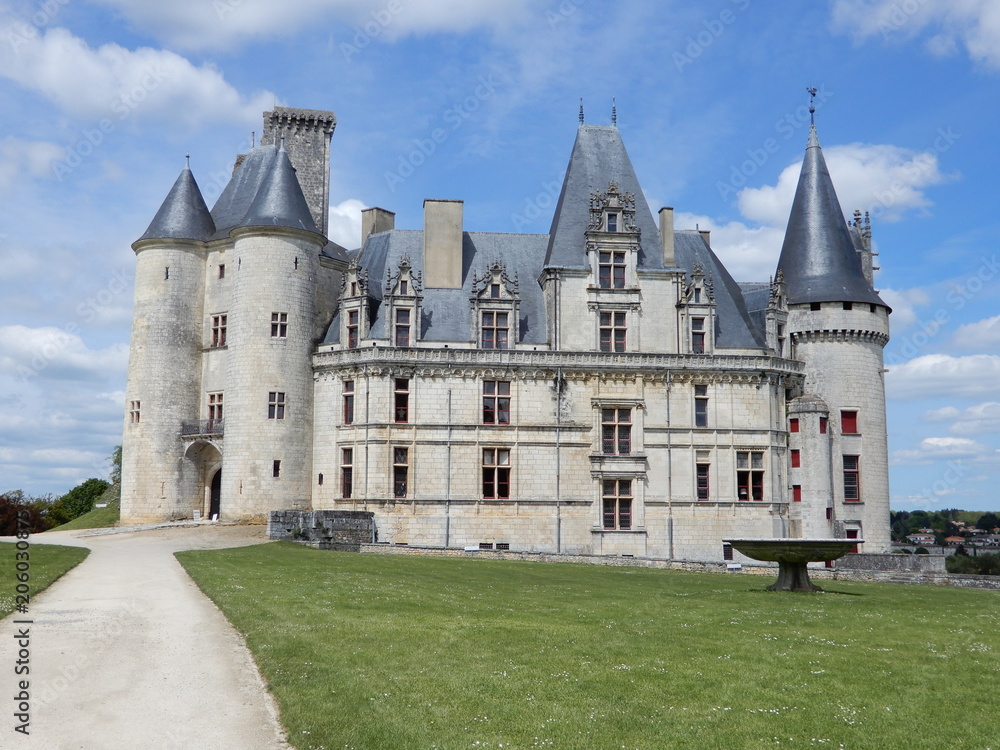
[611,97,617,126]
[185,153,190,168]
[579,98,584,125]
[807,86,818,126]
[279,133,286,151]
[252,131,256,148]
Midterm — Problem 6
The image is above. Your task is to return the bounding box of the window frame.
[347,310,359,349]
[267,391,286,420]
[602,479,633,530]
[394,378,409,423]
[392,446,408,498]
[341,447,353,499]
[696,463,710,501]
[736,450,765,501]
[481,310,510,350]
[598,250,626,289]
[843,455,860,502]
[482,380,511,425]
[482,447,511,499]
[601,408,632,456]
[211,314,228,347]
[394,308,411,347]
[343,380,354,425]
[599,310,627,353]
[271,312,288,339]
[694,384,708,428]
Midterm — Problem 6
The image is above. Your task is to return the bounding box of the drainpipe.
[666,370,674,560]
[445,388,452,548]
[556,367,562,553]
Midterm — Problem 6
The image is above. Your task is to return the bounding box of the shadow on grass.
[744,588,864,597]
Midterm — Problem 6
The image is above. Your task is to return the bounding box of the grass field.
[177,543,999,750]
[47,500,120,532]
[0,542,90,618]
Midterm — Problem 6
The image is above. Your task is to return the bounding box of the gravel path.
[1,524,291,750]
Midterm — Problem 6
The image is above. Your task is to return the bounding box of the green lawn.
[47,500,120,532]
[177,543,999,750]
[1,542,90,618]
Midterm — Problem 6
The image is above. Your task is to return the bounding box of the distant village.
[892,511,1000,554]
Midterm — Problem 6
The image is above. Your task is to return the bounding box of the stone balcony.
[180,419,224,439]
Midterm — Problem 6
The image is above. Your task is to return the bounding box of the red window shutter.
[792,485,802,502]
[789,418,799,433]
[791,449,800,468]
[841,410,858,434]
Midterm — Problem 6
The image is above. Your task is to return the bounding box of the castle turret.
[260,107,336,236]
[122,159,214,521]
[222,141,326,518]
[777,125,891,552]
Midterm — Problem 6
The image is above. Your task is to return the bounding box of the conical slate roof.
[544,125,662,270]
[775,126,885,307]
[138,159,215,242]
[237,140,320,235]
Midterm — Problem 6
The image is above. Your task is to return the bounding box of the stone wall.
[836,552,945,573]
[269,510,375,550]
[351,543,1000,590]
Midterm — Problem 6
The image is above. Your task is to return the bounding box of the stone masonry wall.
[269,510,375,550]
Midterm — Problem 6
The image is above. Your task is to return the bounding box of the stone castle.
[121,105,891,562]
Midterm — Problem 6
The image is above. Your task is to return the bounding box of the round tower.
[221,143,326,519]
[777,126,892,552]
[122,160,214,522]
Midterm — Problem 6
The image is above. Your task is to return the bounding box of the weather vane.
[807,86,818,125]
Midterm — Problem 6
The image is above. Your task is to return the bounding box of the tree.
[976,512,1000,532]
[0,491,50,535]
[55,478,110,520]
[109,445,122,486]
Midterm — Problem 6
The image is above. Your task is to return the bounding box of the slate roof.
[236,141,319,235]
[542,124,765,349]
[544,125,662,271]
[137,160,215,242]
[775,126,886,308]
[674,232,766,349]
[324,230,550,345]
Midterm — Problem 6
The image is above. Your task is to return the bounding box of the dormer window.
[606,212,618,232]
[400,280,408,295]
[599,251,626,289]
[482,311,509,349]
[693,288,701,303]
[490,283,500,299]
[692,318,705,354]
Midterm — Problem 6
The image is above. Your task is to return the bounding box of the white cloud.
[0,23,275,129]
[674,212,784,282]
[831,0,1000,69]
[688,142,951,282]
[953,314,1000,350]
[0,137,64,189]
[0,326,129,383]
[328,198,367,249]
[891,436,996,465]
[887,353,1000,399]
[87,0,539,51]
[738,143,952,226]
[924,401,1000,436]
[877,287,931,330]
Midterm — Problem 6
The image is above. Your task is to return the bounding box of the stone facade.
[122,107,893,563]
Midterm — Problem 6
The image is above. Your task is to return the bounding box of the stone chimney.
[698,227,711,246]
[659,207,675,266]
[423,199,463,288]
[361,207,395,246]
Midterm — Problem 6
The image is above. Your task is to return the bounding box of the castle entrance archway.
[182,440,222,519]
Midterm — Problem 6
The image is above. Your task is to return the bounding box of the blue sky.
[2,0,999,511]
